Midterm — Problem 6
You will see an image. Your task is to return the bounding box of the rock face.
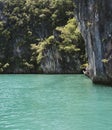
[0,0,87,74]
[0,0,84,74]
[74,0,112,84]
[40,44,81,74]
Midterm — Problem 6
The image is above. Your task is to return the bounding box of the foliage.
[0,62,9,73]
[80,63,88,69]
[0,0,86,73]
[32,18,86,65]
[102,59,108,63]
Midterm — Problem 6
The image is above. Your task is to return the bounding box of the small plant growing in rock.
[87,21,92,27]
[102,59,108,63]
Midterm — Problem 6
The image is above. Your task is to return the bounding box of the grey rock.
[74,0,112,84]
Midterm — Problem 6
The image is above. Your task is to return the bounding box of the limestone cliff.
[31,18,85,74]
[39,42,82,74]
[74,0,112,84]
[0,0,85,74]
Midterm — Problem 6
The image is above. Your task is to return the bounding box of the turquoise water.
[0,75,112,130]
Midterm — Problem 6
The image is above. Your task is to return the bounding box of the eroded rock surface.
[74,0,112,84]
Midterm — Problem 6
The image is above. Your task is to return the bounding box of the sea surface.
[0,74,112,130]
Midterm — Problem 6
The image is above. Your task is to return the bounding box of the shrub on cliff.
[31,18,86,73]
[0,0,85,73]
